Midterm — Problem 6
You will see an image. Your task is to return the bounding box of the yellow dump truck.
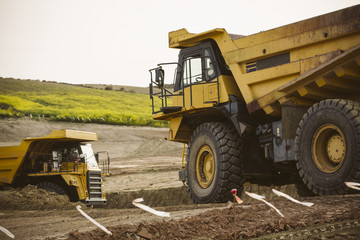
[149,5,360,203]
[0,129,108,205]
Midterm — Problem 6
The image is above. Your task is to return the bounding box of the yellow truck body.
[0,129,107,205]
[153,5,360,121]
[149,5,360,203]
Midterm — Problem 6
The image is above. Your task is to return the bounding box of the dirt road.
[0,119,360,240]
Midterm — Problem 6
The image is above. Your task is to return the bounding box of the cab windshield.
[80,144,98,169]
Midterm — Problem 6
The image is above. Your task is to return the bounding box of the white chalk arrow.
[132,198,170,217]
[245,191,284,217]
[272,189,314,207]
[345,182,360,191]
[76,205,112,235]
[0,226,15,239]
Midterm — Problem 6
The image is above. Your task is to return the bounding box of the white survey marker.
[345,182,360,191]
[132,198,170,217]
[0,226,15,239]
[245,191,284,217]
[76,205,112,235]
[272,189,314,207]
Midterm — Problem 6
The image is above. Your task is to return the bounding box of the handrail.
[149,64,181,114]
[96,151,110,176]
[149,58,220,114]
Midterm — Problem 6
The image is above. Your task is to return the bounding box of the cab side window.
[204,49,216,81]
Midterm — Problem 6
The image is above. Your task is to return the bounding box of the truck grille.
[246,52,290,73]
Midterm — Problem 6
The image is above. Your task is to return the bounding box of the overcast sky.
[0,0,358,87]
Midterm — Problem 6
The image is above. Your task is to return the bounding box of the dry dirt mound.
[0,185,85,210]
[105,186,192,209]
[104,184,304,209]
[64,195,360,240]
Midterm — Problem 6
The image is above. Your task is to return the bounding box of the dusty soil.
[65,195,360,240]
[1,119,360,240]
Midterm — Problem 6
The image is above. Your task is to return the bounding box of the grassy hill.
[0,78,166,127]
[81,84,149,94]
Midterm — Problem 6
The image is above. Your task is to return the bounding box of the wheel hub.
[196,145,215,188]
[312,124,346,173]
[326,134,345,163]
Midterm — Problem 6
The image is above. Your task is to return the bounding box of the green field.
[0,78,167,127]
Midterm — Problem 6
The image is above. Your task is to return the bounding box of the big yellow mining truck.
[149,5,360,203]
[0,129,109,205]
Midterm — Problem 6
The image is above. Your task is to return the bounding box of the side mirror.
[94,153,99,163]
[155,68,165,88]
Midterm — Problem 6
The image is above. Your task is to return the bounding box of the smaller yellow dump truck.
[0,129,109,205]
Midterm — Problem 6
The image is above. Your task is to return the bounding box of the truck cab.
[172,40,236,107]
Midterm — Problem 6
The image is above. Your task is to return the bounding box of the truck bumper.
[85,198,107,206]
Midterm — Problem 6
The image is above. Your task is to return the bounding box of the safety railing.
[149,63,182,114]
[95,151,110,176]
[28,152,83,175]
[149,59,220,115]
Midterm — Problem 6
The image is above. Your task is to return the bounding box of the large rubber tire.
[186,122,245,203]
[295,99,360,195]
[36,182,67,195]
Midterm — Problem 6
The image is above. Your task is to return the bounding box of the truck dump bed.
[169,5,360,116]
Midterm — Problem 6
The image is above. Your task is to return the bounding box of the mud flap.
[179,169,186,182]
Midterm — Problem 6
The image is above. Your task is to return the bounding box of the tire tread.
[295,99,360,195]
[186,121,245,203]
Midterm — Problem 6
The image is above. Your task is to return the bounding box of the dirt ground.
[1,119,360,240]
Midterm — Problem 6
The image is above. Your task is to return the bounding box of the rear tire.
[295,99,360,195]
[186,122,245,203]
[36,182,67,195]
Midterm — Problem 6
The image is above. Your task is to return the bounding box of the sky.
[0,0,359,87]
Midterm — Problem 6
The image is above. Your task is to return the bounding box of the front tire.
[186,122,245,203]
[295,99,360,195]
[36,182,67,195]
